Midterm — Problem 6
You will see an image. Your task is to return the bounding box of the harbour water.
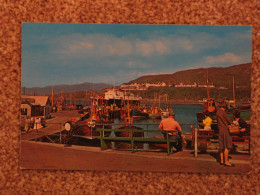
[112,104,204,137]
[66,100,204,136]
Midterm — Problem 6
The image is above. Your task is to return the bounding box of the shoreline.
[62,99,250,107]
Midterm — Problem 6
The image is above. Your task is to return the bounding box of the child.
[203,111,212,130]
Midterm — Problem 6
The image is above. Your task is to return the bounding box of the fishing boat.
[65,96,112,137]
[196,75,251,129]
[130,109,149,120]
[161,106,173,119]
[196,98,217,123]
[75,118,112,137]
[149,106,161,119]
[160,94,173,119]
[115,99,144,137]
[149,93,161,119]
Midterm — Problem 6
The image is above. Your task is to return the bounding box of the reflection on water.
[112,104,204,136]
[110,104,203,150]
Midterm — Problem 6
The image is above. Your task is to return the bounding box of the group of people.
[158,101,249,167]
[215,102,249,167]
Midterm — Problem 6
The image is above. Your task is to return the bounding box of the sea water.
[110,104,203,150]
[112,104,204,136]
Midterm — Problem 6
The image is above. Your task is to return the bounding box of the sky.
[22,23,252,88]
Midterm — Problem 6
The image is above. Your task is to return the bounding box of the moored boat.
[65,100,113,137]
[160,106,173,119]
[130,109,149,120]
[75,119,112,137]
[149,106,161,119]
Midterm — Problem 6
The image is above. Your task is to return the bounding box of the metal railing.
[21,121,195,145]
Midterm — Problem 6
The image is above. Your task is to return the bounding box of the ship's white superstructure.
[104,88,141,101]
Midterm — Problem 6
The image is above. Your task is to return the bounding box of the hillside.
[129,63,251,88]
[22,82,113,95]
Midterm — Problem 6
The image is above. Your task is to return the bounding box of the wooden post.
[131,130,134,153]
[100,129,107,150]
[102,124,105,137]
[167,133,170,155]
[194,128,198,157]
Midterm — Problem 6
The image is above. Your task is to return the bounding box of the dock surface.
[21,110,80,141]
[20,140,250,173]
[20,109,250,173]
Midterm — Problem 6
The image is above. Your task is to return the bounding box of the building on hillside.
[197,83,215,88]
[175,82,215,88]
[175,82,198,88]
[218,86,228,89]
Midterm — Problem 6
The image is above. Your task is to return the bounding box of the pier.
[20,109,250,173]
[21,109,80,141]
[21,140,250,173]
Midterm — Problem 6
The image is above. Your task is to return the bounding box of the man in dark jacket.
[216,101,234,167]
[233,109,249,136]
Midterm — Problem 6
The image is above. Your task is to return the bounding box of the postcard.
[20,23,251,173]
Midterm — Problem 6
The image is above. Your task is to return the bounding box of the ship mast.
[233,75,236,108]
[113,81,116,105]
[52,87,54,107]
[206,69,210,100]
[127,93,131,125]
[158,94,161,109]
[70,90,73,107]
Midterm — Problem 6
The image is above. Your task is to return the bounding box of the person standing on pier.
[159,112,182,152]
[216,102,234,167]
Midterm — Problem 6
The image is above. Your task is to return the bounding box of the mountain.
[22,82,113,95]
[129,63,251,88]
[22,63,251,96]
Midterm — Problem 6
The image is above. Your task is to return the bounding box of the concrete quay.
[20,140,250,173]
[21,109,80,141]
[20,109,250,173]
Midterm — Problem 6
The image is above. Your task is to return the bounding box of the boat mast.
[70,90,73,107]
[233,75,236,108]
[127,93,131,125]
[52,87,54,107]
[113,81,116,105]
[207,69,210,100]
[137,91,140,110]
[158,94,161,109]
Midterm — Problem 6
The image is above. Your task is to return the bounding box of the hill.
[22,82,113,95]
[129,63,251,88]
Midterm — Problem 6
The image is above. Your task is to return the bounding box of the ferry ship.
[104,88,141,108]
